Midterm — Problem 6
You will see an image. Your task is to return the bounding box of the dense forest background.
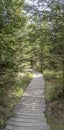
[0,0,64,129]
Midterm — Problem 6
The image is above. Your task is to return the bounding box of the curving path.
[5,72,49,130]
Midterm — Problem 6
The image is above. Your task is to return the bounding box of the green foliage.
[26,0,64,97]
[45,81,61,101]
[44,70,63,101]
[0,71,32,130]
[0,0,26,70]
[43,70,56,80]
[0,0,64,129]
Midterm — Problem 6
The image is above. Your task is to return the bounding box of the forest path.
[5,71,49,130]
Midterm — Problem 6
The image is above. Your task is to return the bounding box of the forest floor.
[45,98,64,130]
[0,70,33,130]
[44,70,64,130]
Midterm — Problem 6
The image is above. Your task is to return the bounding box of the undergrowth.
[43,69,63,101]
[43,69,64,130]
[0,69,33,130]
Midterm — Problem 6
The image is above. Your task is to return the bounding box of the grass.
[0,69,33,130]
[43,69,63,100]
[43,69,64,130]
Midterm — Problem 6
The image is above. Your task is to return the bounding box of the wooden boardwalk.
[5,72,49,130]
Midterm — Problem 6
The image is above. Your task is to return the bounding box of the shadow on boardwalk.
[5,72,50,130]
